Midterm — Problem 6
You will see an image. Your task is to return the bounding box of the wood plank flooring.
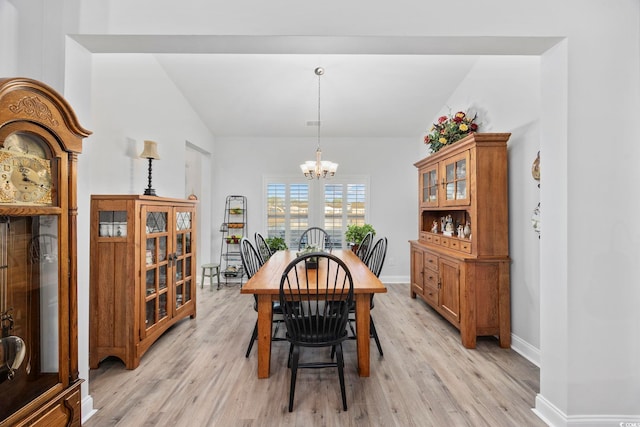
[85,283,545,427]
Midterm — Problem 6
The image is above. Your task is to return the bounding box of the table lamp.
[140,140,160,196]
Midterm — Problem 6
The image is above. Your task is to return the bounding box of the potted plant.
[225,234,241,244]
[345,223,376,252]
[265,236,288,252]
[296,244,322,268]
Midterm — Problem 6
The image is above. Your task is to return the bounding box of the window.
[265,176,368,250]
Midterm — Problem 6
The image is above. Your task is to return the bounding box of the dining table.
[241,249,387,379]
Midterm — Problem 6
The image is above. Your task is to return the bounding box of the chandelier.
[300,67,338,179]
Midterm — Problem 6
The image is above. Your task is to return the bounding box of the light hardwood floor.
[85,282,545,427]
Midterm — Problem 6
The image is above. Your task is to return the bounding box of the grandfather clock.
[0,78,91,426]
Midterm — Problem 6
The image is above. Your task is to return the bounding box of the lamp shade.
[140,140,160,160]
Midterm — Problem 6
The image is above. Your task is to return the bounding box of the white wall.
[90,54,215,197]
[185,143,214,266]
[89,53,217,274]
[64,36,94,417]
[213,136,417,282]
[0,0,18,77]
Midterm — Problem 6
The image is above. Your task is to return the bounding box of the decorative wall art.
[531,151,540,238]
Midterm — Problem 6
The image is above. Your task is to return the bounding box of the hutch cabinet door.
[410,245,424,296]
[439,150,470,206]
[141,205,172,339]
[438,257,460,324]
[419,163,439,208]
[173,207,196,318]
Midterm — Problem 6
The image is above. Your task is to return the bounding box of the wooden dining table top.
[241,249,387,295]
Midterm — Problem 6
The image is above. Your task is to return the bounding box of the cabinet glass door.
[174,209,195,314]
[142,207,170,336]
[440,151,470,206]
[0,215,60,420]
[420,165,438,207]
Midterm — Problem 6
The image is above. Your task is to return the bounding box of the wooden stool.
[201,263,221,290]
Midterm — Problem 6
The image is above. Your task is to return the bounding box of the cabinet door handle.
[437,277,442,289]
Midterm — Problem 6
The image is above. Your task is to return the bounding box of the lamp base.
[144,188,157,196]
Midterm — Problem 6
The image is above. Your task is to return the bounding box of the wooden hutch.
[0,78,91,426]
[410,133,511,348]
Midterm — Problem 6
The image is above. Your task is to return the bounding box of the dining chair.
[298,226,332,251]
[279,251,354,412]
[254,232,272,264]
[355,231,374,261]
[240,237,285,358]
[348,236,387,356]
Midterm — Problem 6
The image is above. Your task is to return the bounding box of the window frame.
[262,174,370,250]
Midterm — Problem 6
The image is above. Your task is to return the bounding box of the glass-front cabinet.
[90,196,197,370]
[0,78,90,426]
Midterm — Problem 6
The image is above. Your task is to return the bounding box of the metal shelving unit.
[219,195,247,285]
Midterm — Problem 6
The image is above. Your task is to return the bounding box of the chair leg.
[288,345,300,412]
[335,343,347,411]
[347,317,357,338]
[287,342,294,368]
[245,321,258,358]
[370,316,383,357]
[273,319,281,339]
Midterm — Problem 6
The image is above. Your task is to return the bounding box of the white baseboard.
[534,392,640,426]
[534,393,566,426]
[82,394,97,424]
[510,333,540,367]
[378,275,409,284]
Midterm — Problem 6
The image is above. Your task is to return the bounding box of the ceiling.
[74,35,559,138]
[155,54,479,138]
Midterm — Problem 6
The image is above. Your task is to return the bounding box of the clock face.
[0,151,53,205]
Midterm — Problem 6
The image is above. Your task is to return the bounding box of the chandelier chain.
[317,67,321,151]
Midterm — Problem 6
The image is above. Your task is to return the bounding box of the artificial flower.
[424,110,479,153]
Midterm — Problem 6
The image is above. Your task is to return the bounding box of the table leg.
[355,293,371,377]
[256,294,273,378]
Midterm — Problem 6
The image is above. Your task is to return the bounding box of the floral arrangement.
[424,110,479,153]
